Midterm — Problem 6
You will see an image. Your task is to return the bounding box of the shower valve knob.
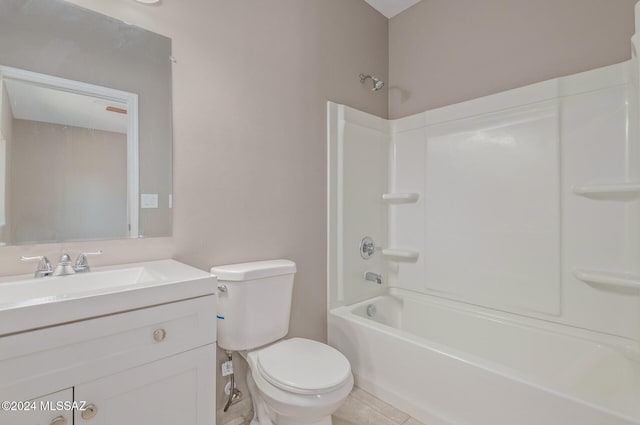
[360,236,376,259]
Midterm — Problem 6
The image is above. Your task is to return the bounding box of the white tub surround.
[327,102,390,308]
[327,15,640,425]
[328,59,640,340]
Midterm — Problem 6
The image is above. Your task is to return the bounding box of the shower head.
[360,74,385,92]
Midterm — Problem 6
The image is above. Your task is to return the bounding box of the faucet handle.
[21,255,53,278]
[74,250,102,273]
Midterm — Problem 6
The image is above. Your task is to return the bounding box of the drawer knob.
[153,328,167,342]
[50,416,67,425]
[81,404,98,420]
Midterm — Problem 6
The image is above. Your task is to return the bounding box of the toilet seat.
[255,338,351,395]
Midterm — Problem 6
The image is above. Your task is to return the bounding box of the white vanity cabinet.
[73,345,215,425]
[0,294,217,425]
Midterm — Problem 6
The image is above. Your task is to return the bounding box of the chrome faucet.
[21,250,102,278]
[53,253,76,276]
[364,271,383,284]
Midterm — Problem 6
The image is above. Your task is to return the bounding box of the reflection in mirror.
[0,66,138,244]
[0,0,172,245]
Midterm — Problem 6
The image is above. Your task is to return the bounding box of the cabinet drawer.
[0,295,216,400]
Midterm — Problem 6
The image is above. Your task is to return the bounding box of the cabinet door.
[0,388,73,425]
[74,345,216,425]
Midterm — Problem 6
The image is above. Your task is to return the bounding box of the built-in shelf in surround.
[382,193,420,204]
[382,249,419,261]
[573,183,640,201]
[573,269,640,291]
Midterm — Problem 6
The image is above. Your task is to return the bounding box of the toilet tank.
[212,259,296,351]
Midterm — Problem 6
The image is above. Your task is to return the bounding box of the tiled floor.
[221,386,423,425]
[332,388,424,425]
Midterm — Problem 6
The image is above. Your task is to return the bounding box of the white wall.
[393,100,561,316]
[389,62,640,341]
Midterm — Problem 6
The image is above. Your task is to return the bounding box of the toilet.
[212,259,353,425]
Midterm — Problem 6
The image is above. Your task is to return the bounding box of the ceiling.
[364,0,422,18]
[4,79,127,134]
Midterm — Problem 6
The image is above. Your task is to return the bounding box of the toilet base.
[247,371,335,425]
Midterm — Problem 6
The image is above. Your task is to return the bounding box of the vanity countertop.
[0,259,216,336]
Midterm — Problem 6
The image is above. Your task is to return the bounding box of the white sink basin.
[0,259,217,336]
[0,267,159,307]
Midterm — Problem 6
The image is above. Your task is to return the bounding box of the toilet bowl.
[212,260,353,425]
[245,338,353,425]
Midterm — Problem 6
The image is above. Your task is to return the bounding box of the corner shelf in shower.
[381,193,420,204]
[573,183,640,201]
[382,249,419,261]
[573,269,640,291]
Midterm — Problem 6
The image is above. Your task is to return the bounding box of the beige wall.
[54,0,388,344]
[10,120,127,244]
[41,2,388,421]
[389,0,637,118]
[0,0,389,410]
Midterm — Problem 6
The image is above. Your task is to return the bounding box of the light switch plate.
[141,194,159,209]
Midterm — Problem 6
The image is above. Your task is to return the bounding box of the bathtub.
[328,289,640,425]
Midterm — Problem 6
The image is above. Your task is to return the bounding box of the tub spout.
[364,271,383,284]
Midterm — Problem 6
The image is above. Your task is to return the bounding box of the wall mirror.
[0,0,172,245]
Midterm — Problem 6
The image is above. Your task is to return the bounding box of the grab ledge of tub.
[382,249,419,261]
[381,193,420,204]
[573,183,640,201]
[573,269,640,291]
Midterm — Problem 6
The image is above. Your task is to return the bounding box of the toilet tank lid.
[211,259,296,281]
